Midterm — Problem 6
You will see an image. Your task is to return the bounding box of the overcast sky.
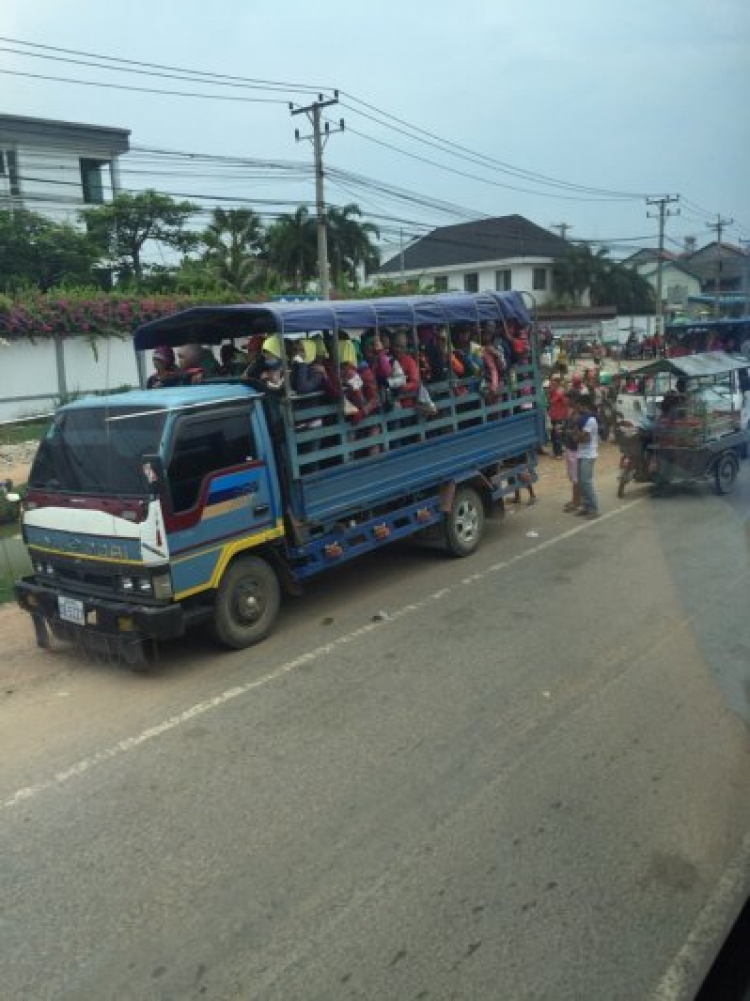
[2,0,749,260]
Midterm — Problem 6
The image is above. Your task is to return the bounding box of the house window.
[464,272,479,293]
[80,158,108,204]
[433,275,448,292]
[532,267,548,291]
[495,269,512,291]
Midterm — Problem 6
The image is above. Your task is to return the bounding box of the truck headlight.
[121,576,134,592]
[152,574,172,600]
[137,578,153,595]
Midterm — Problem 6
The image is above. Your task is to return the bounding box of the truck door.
[163,404,282,599]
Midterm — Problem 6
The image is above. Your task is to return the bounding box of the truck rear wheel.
[444,485,484,557]
[213,554,281,649]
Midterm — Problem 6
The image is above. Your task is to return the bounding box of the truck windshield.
[29,406,167,496]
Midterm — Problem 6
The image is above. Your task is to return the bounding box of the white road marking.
[650,830,750,1000]
[1,500,644,812]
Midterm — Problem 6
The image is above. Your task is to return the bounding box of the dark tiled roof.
[379,214,571,273]
[636,259,702,281]
[684,241,747,263]
[622,248,678,266]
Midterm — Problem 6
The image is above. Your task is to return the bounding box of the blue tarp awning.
[132,291,531,351]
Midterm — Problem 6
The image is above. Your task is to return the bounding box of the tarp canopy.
[133,291,531,351]
[634,352,750,380]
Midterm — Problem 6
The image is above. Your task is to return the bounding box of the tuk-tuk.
[616,352,750,496]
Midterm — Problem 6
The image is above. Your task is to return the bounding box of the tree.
[264,206,318,289]
[552,244,610,305]
[590,262,655,313]
[326,203,380,287]
[82,189,198,288]
[0,209,99,292]
[200,207,264,292]
[553,244,655,313]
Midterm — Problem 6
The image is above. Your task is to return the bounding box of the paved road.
[1,453,749,1000]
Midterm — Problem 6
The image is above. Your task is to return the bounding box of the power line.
[0,35,330,94]
[0,68,290,103]
[337,97,649,200]
[336,121,637,203]
[0,33,654,202]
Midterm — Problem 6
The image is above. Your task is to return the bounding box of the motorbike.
[615,422,652,498]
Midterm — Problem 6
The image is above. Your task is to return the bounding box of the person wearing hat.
[257,335,285,390]
[290,338,332,396]
[147,345,180,389]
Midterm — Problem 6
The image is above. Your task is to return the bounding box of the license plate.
[58,596,85,626]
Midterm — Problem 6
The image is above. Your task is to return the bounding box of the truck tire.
[444,485,484,557]
[714,451,739,495]
[213,554,281,649]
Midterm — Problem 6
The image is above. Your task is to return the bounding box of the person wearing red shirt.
[547,374,568,457]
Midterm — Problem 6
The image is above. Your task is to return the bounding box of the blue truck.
[14,291,544,665]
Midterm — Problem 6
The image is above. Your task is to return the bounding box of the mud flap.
[32,613,50,649]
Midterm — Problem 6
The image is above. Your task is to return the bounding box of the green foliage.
[264,207,318,289]
[553,244,655,312]
[0,289,250,342]
[82,189,199,288]
[0,209,100,292]
[200,207,266,292]
[326,203,380,288]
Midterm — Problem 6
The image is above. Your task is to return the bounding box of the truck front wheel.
[444,485,485,557]
[213,554,281,649]
[714,451,739,495]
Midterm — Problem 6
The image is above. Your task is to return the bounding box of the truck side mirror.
[141,454,165,495]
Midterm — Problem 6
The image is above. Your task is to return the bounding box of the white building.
[0,113,130,223]
[376,214,573,306]
[622,249,703,312]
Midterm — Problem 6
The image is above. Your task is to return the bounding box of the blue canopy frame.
[132,291,531,351]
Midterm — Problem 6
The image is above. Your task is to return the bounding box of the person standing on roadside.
[547,373,567,457]
[576,396,600,518]
[563,394,581,512]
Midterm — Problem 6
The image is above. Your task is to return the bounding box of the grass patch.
[0,570,16,604]
[0,420,48,447]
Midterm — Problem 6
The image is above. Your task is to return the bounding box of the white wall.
[637,263,702,306]
[0,337,140,423]
[377,257,564,307]
[16,148,87,223]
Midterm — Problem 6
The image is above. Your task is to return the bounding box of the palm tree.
[590,262,655,312]
[553,244,610,305]
[201,207,264,292]
[264,207,318,289]
[326,203,380,288]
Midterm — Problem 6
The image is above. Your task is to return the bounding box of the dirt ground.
[0,442,624,689]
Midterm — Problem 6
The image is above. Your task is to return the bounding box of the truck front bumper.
[14,576,186,645]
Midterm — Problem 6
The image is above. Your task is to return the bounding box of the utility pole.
[706,214,734,317]
[290,92,343,300]
[739,238,750,316]
[551,222,572,241]
[646,195,679,336]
